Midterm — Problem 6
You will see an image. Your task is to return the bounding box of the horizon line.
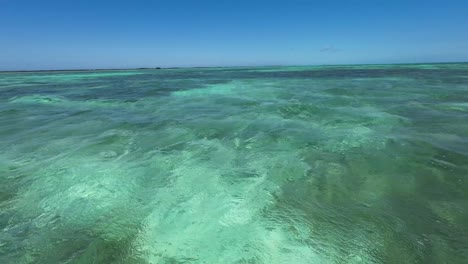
[1,60,467,73]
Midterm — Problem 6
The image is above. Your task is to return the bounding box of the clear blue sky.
[1,0,468,70]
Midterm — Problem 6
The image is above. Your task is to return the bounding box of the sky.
[1,0,468,70]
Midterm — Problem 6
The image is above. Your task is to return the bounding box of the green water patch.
[1,64,468,263]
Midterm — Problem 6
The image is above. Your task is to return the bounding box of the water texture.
[1,64,468,263]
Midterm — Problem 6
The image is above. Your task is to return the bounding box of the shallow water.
[1,64,468,263]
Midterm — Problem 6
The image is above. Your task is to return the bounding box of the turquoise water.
[1,64,468,263]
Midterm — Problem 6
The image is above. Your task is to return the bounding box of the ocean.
[1,64,468,263]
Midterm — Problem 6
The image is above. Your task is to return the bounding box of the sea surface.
[1,64,468,263]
